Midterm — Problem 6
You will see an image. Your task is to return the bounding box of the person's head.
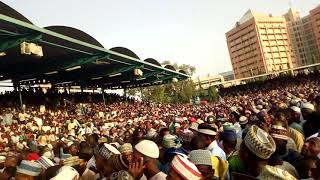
[301,103,315,120]
[297,158,318,179]
[88,134,99,148]
[133,140,159,168]
[197,124,217,148]
[301,137,320,158]
[167,155,202,180]
[48,166,80,180]
[44,165,63,180]
[220,130,237,155]
[78,145,93,169]
[68,143,79,156]
[189,150,214,180]
[289,106,301,124]
[15,160,42,180]
[269,121,289,156]
[4,156,18,168]
[239,125,276,177]
[119,143,133,162]
[96,143,121,173]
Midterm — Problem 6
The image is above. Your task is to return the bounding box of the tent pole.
[18,81,23,110]
[102,88,106,107]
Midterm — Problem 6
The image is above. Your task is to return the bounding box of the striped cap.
[270,125,289,140]
[37,156,55,169]
[16,160,42,177]
[171,155,202,180]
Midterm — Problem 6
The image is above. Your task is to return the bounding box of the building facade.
[284,8,320,66]
[226,10,295,79]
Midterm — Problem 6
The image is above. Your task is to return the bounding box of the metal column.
[102,88,106,107]
[17,81,23,110]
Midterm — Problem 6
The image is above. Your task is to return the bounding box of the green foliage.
[126,61,198,104]
[207,86,219,102]
[162,60,195,75]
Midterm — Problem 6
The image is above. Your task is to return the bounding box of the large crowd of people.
[0,72,319,180]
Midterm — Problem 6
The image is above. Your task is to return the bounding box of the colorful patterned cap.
[110,154,129,171]
[63,156,80,167]
[171,155,202,180]
[239,116,248,124]
[37,156,55,169]
[189,150,212,166]
[179,129,194,143]
[244,125,276,159]
[163,134,178,149]
[257,165,297,180]
[110,170,134,180]
[269,125,289,140]
[16,160,42,177]
[99,143,121,160]
[119,143,133,154]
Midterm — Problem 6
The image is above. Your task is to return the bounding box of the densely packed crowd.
[0,72,319,180]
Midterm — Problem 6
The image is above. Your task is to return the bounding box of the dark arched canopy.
[109,47,140,59]
[164,65,176,71]
[45,26,104,48]
[178,69,188,75]
[0,2,33,24]
[144,58,161,66]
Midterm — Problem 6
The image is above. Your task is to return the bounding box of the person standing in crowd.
[197,124,226,160]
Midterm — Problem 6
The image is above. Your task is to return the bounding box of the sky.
[2,0,319,77]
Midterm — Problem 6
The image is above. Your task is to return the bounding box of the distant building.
[219,71,234,81]
[284,8,320,66]
[226,10,295,79]
[193,74,224,89]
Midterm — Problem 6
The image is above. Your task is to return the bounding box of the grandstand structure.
[0,2,189,93]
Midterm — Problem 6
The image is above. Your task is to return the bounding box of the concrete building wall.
[309,6,320,63]
[285,9,320,66]
[226,10,294,79]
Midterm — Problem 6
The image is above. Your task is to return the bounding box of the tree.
[207,86,219,102]
[125,61,197,104]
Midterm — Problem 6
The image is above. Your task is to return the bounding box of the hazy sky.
[2,0,319,77]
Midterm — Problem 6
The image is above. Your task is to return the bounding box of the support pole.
[102,88,106,108]
[124,88,127,101]
[17,81,23,110]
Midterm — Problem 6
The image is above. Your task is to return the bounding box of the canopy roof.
[0,2,189,89]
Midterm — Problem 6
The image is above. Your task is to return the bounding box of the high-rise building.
[284,8,320,66]
[308,5,320,64]
[226,10,295,79]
